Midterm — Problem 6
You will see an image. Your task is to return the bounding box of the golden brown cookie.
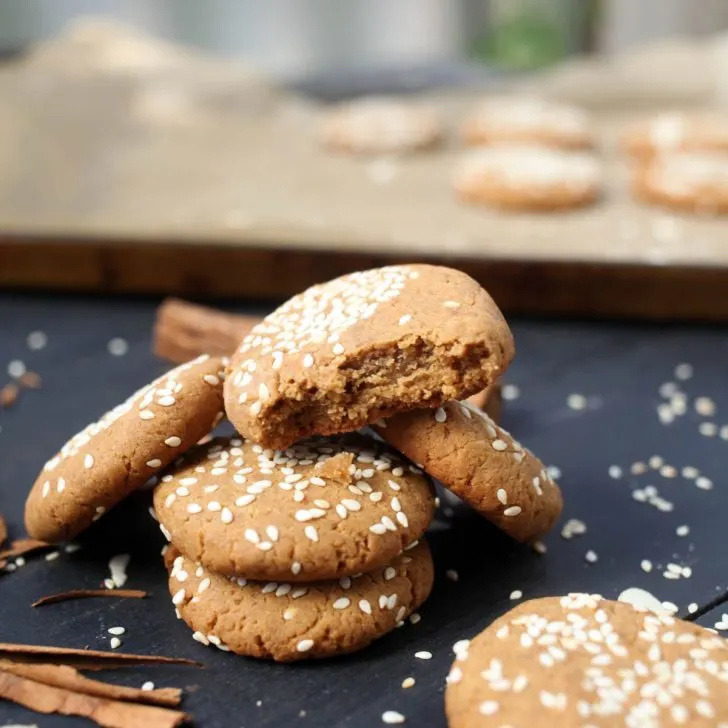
[164,540,433,661]
[25,355,226,542]
[632,150,728,214]
[622,112,728,161]
[462,97,594,150]
[320,97,442,155]
[454,146,601,212]
[373,400,562,542]
[445,593,728,728]
[224,264,514,450]
[153,434,435,582]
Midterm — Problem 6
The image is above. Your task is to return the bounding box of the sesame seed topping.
[434,407,447,423]
[146,458,162,468]
[296,639,314,652]
[165,436,182,448]
[496,488,508,505]
[492,439,508,451]
[504,506,522,517]
[359,599,372,614]
[333,597,351,610]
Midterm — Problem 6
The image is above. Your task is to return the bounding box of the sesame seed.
[502,384,520,400]
[401,677,415,689]
[203,374,220,386]
[443,300,460,309]
[479,701,499,716]
[434,407,447,423]
[186,504,202,514]
[496,488,508,505]
[165,436,182,447]
[45,551,60,562]
[220,507,233,524]
[567,393,587,411]
[674,362,693,380]
[510,590,523,600]
[333,597,351,610]
[304,525,319,542]
[296,639,314,652]
[141,681,155,691]
[503,506,522,517]
[414,651,432,660]
[688,602,699,614]
[146,458,162,468]
[139,410,154,420]
[108,626,126,636]
[359,599,372,615]
[110,637,122,649]
[641,559,653,573]
[303,354,314,368]
[382,711,406,724]
[676,524,690,537]
[491,439,508,451]
[585,550,598,564]
[107,338,129,356]
[291,562,302,575]
[398,315,412,325]
[446,569,459,582]
[27,330,47,350]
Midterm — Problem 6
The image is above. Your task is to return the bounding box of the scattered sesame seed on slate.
[44,551,60,561]
[446,569,459,582]
[401,677,415,689]
[566,393,587,411]
[107,337,129,356]
[27,330,48,350]
[414,651,432,660]
[585,549,598,564]
[107,626,126,636]
[674,362,693,380]
[109,637,122,649]
[501,384,520,401]
[382,710,406,724]
[7,359,26,378]
[608,465,622,479]
[509,590,523,600]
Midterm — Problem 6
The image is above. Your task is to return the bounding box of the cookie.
[467,380,501,423]
[622,112,728,160]
[224,264,514,450]
[164,540,433,661]
[462,97,594,150]
[373,400,562,542]
[445,593,728,727]
[25,355,226,542]
[153,434,436,582]
[632,150,728,214]
[454,147,601,212]
[321,97,442,155]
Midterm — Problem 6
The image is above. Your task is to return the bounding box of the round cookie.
[153,434,436,582]
[462,97,594,150]
[622,112,728,160]
[445,593,728,727]
[320,97,442,155]
[164,540,433,661]
[454,146,601,212]
[224,264,515,450]
[373,400,562,542]
[632,150,728,214]
[25,355,226,542]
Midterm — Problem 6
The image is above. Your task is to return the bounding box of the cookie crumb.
[382,710,406,725]
[401,677,415,689]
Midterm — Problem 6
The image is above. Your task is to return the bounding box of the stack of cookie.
[24,264,563,662]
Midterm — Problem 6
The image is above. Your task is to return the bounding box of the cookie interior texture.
[164,540,434,661]
[224,264,514,451]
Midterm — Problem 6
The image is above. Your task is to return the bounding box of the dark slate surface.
[1,291,727,727]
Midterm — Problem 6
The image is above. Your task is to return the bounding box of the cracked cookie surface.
[165,540,433,661]
[25,355,227,542]
[373,400,562,542]
[445,593,728,728]
[153,434,436,582]
[223,264,514,450]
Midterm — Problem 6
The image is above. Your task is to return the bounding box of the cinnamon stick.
[0,670,188,728]
[32,589,148,608]
[0,643,201,670]
[0,514,7,548]
[0,660,181,707]
[153,297,260,364]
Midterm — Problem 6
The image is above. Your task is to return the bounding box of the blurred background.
[2,0,728,77]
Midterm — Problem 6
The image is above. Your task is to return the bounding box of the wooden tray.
[1,25,727,320]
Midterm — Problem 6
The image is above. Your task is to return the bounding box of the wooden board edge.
[1,235,726,321]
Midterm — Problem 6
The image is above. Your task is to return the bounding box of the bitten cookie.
[373,400,562,542]
[462,97,594,150]
[164,540,433,661]
[320,97,442,155]
[621,112,728,160]
[445,593,728,727]
[632,150,728,214]
[153,434,436,582]
[25,355,226,542]
[454,147,602,212]
[224,264,514,450]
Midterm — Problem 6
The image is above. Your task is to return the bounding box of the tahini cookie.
[462,96,594,150]
[373,400,562,542]
[445,593,728,727]
[632,150,728,214]
[321,97,442,155]
[454,146,602,212]
[622,112,728,160]
[164,540,433,661]
[224,264,514,450]
[25,355,226,542]
[153,434,436,582]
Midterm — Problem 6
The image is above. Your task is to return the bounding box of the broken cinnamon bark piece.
[0,643,201,670]
[0,383,19,408]
[0,514,7,548]
[0,670,188,728]
[0,659,181,707]
[32,589,148,608]
[18,371,42,389]
[153,297,260,364]
[0,538,51,562]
